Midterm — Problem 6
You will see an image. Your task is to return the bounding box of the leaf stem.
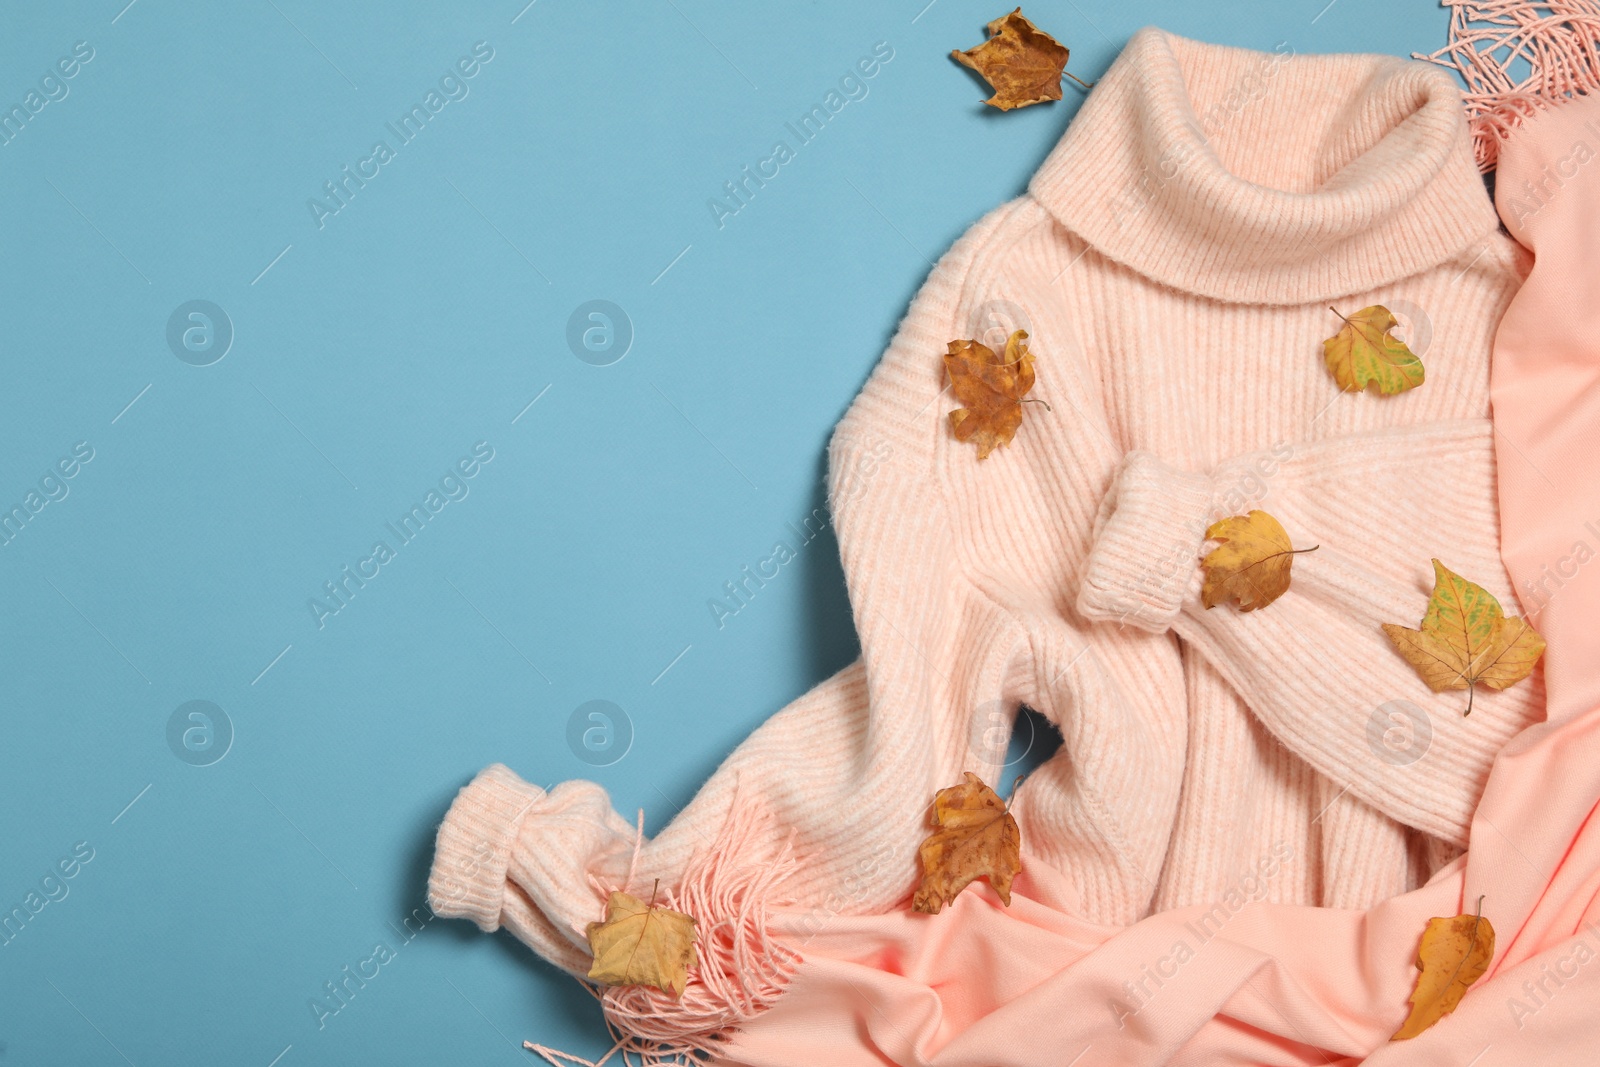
[1289,544,1320,555]
[1461,894,1486,967]
[1064,69,1095,90]
[1437,893,1488,997]
[1020,398,1053,412]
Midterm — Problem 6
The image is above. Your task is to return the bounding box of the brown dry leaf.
[1201,510,1316,612]
[945,329,1039,459]
[912,771,1021,914]
[1323,305,1426,395]
[950,8,1085,111]
[585,888,698,997]
[1382,559,1545,716]
[1392,899,1495,1040]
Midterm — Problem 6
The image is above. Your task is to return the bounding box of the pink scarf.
[708,21,1600,1067]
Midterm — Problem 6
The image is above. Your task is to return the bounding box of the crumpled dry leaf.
[1323,305,1426,395]
[1382,559,1545,715]
[1392,900,1495,1040]
[945,329,1038,459]
[950,8,1083,111]
[1201,510,1315,612]
[913,771,1021,914]
[585,888,698,997]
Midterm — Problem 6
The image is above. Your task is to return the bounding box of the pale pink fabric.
[717,77,1600,1067]
[429,28,1554,1062]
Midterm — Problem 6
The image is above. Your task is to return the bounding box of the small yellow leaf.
[913,772,1021,914]
[1392,902,1495,1040]
[1382,559,1545,715]
[950,8,1084,111]
[1323,305,1425,395]
[1201,510,1314,612]
[945,329,1039,459]
[585,889,698,997]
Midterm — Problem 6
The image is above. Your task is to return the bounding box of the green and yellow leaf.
[1323,305,1425,395]
[1381,559,1545,715]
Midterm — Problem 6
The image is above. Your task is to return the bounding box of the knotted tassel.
[1415,0,1600,170]
[527,781,804,1067]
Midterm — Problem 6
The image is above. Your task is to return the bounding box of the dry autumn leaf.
[950,8,1089,111]
[585,887,698,997]
[945,329,1043,459]
[913,771,1022,914]
[1382,559,1545,716]
[1201,510,1317,612]
[1323,305,1426,395]
[1392,898,1495,1040]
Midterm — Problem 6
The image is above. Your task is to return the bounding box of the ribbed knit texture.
[429,26,1540,1032]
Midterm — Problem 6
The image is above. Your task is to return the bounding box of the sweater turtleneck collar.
[1029,27,1500,305]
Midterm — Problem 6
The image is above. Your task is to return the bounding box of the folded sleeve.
[427,665,885,977]
[1075,419,1543,846]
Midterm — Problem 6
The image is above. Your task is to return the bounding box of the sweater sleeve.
[426,664,879,978]
[1074,418,1543,847]
[426,204,1033,981]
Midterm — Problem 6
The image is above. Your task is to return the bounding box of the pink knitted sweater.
[430,26,1541,1052]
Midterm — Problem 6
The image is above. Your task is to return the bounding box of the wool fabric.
[714,62,1600,1067]
[429,27,1541,1059]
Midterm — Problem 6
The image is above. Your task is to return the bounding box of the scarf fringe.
[528,784,805,1067]
[1414,0,1600,170]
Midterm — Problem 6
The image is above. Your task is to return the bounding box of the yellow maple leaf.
[913,771,1021,914]
[1201,510,1316,612]
[585,888,698,997]
[1323,305,1426,395]
[1382,559,1545,716]
[945,329,1043,459]
[950,8,1090,111]
[1392,898,1495,1040]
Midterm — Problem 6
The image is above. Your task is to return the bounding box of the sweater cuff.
[428,763,546,932]
[1077,451,1214,632]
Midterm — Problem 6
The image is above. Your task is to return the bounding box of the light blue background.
[0,2,1467,1063]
